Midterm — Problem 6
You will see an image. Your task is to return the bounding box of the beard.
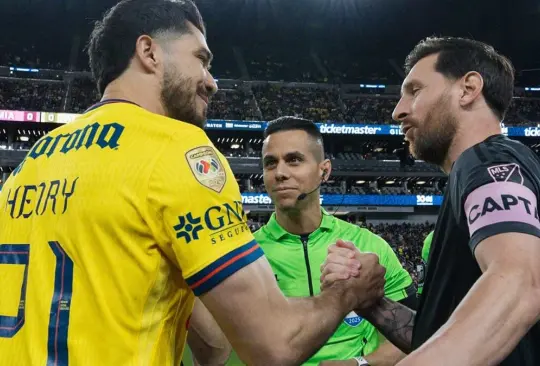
[409,93,458,167]
[160,63,207,128]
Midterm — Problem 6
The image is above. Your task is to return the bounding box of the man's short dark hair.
[87,0,205,95]
[404,36,515,120]
[264,116,325,160]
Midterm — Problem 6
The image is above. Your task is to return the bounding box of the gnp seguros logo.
[173,201,250,245]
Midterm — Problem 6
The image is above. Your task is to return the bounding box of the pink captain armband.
[464,181,540,236]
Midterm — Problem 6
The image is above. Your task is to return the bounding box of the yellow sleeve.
[147,128,263,296]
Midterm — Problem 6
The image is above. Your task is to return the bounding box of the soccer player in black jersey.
[321,36,540,366]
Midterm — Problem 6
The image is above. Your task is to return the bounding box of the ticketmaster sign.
[241,193,443,206]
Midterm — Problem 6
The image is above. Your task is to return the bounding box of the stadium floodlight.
[385,180,395,184]
[417,181,426,185]
[356,180,365,184]
[20,136,30,142]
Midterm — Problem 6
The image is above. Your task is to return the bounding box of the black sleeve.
[398,284,418,310]
[450,141,540,254]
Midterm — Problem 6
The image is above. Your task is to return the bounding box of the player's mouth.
[274,187,297,193]
[401,124,414,140]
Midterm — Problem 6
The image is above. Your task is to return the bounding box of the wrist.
[354,356,370,366]
[321,281,356,316]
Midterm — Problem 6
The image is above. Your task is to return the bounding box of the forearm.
[279,288,353,364]
[188,299,232,365]
[397,270,540,366]
[364,339,406,366]
[202,261,354,366]
[188,329,231,365]
[363,298,415,354]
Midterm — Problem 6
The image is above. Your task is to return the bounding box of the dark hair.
[87,0,205,95]
[264,116,325,159]
[404,36,515,120]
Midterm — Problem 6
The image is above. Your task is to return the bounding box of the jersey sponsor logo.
[319,124,382,135]
[13,122,125,176]
[173,200,250,245]
[465,182,540,235]
[186,146,226,193]
[343,311,364,327]
[487,163,523,184]
[416,195,433,206]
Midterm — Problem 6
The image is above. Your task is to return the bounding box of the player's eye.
[198,55,210,69]
[263,160,276,169]
[412,88,421,96]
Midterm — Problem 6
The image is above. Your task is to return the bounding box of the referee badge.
[344,311,364,327]
[186,146,227,193]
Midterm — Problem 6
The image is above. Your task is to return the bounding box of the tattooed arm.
[321,241,416,354]
[364,298,416,354]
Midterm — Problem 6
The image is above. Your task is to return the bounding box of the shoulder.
[452,135,530,179]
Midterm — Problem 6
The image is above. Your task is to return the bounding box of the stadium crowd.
[1,77,539,126]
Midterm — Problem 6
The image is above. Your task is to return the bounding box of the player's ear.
[459,71,484,109]
[321,159,332,182]
[134,35,161,74]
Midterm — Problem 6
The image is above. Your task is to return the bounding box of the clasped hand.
[320,239,386,315]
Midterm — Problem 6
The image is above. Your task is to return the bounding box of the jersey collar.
[266,208,335,241]
[84,99,140,113]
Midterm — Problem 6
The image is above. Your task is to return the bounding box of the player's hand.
[319,359,358,366]
[320,240,362,288]
[321,239,386,314]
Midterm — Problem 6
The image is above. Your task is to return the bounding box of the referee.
[256,117,417,366]
[322,36,540,366]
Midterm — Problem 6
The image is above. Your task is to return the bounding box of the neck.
[275,200,323,235]
[100,76,165,116]
[441,113,502,174]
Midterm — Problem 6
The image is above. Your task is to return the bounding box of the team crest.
[186,146,226,192]
[487,163,523,184]
[343,311,364,327]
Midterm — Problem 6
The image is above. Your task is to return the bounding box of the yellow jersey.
[0,100,262,366]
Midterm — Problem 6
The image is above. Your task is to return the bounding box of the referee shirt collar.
[266,208,335,241]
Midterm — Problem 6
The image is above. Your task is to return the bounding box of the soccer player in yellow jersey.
[0,1,387,365]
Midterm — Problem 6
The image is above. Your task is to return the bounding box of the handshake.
[320,240,387,316]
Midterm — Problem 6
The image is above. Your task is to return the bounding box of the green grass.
[182,346,244,366]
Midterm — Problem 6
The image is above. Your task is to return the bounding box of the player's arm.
[149,134,386,366]
[321,241,416,355]
[188,298,231,366]
[396,160,540,366]
[361,232,415,364]
[201,255,377,366]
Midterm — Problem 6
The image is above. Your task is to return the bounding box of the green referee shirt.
[417,231,433,296]
[254,210,414,365]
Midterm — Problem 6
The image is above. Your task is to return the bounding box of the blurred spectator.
[254,84,345,122]
[0,79,65,112]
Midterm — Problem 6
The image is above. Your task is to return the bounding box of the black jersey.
[412,134,540,365]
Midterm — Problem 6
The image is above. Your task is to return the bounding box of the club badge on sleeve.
[185,146,227,193]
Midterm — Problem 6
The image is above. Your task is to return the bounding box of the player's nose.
[206,73,218,96]
[392,98,409,123]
